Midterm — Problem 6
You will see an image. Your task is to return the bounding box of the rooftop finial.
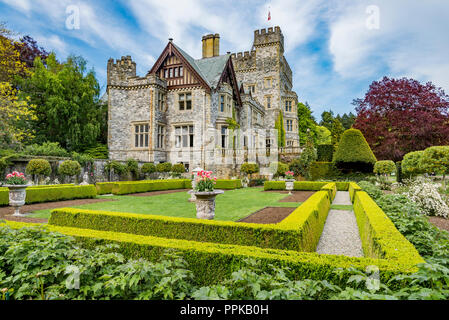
[169,38,173,42]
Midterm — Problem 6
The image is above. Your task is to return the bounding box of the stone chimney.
[202,33,220,58]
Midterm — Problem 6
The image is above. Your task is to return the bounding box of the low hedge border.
[349,182,363,202]
[353,191,424,267]
[2,220,419,287]
[264,181,349,192]
[214,179,242,190]
[25,185,97,204]
[0,185,96,206]
[49,187,334,252]
[95,182,116,195]
[111,179,192,195]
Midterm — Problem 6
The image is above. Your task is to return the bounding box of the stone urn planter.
[4,184,31,216]
[188,190,224,220]
[285,179,295,195]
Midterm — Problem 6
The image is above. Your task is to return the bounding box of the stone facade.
[107,26,299,177]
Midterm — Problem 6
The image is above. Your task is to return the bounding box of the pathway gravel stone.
[316,191,364,257]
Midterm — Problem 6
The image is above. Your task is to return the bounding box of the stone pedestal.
[285,179,295,195]
[189,190,224,220]
[4,185,30,216]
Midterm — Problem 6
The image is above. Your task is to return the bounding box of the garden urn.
[285,179,295,195]
[189,190,224,220]
[4,184,30,216]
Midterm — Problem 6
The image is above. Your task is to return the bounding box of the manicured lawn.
[30,188,301,222]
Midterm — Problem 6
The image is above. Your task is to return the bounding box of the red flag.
[268,10,271,21]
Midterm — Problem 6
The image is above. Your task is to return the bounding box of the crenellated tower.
[107,56,137,86]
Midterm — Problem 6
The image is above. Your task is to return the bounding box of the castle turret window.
[286,120,293,132]
[158,92,166,111]
[221,126,228,148]
[285,100,292,113]
[265,96,271,109]
[157,125,165,148]
[220,95,225,112]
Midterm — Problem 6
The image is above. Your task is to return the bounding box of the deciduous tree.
[353,77,449,161]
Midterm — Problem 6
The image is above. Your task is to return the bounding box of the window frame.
[133,122,150,149]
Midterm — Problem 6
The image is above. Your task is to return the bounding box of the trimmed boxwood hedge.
[95,182,116,195]
[353,191,424,266]
[25,185,97,204]
[349,182,362,202]
[214,179,242,190]
[264,181,350,192]
[49,188,334,252]
[111,179,192,195]
[0,184,93,206]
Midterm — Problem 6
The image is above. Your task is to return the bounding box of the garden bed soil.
[429,216,449,232]
[238,206,296,224]
[127,189,191,197]
[0,198,115,224]
[264,190,316,203]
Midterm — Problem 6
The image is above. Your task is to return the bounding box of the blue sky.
[1,0,449,118]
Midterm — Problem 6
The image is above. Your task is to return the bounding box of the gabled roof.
[194,54,231,88]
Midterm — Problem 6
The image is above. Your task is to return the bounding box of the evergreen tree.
[319,110,335,131]
[275,110,286,148]
[297,102,317,146]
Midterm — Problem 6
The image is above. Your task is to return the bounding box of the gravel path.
[316,192,364,257]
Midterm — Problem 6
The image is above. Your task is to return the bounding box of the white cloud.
[0,0,31,13]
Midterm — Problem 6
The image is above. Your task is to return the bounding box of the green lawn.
[30,188,302,222]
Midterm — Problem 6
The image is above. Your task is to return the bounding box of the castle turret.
[107,55,137,86]
[253,26,284,53]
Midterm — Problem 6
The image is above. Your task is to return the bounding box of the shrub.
[264,181,285,191]
[374,161,396,175]
[71,152,94,167]
[156,162,172,173]
[333,129,377,173]
[419,146,449,184]
[25,159,52,178]
[310,162,334,181]
[240,163,259,176]
[405,177,449,218]
[84,144,109,159]
[23,142,69,157]
[401,151,424,177]
[269,162,289,177]
[317,145,334,162]
[290,137,317,179]
[126,159,139,177]
[95,182,116,195]
[104,160,128,177]
[172,163,186,174]
[58,160,81,177]
[357,181,383,201]
[141,163,156,175]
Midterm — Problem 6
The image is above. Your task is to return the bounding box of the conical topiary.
[333,128,377,173]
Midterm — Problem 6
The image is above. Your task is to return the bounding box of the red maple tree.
[353,77,449,162]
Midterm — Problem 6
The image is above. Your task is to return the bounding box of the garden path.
[316,191,364,257]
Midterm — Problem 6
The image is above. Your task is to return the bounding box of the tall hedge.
[333,129,377,173]
[317,145,334,162]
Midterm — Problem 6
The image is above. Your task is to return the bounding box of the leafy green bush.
[401,151,424,177]
[104,160,128,177]
[309,162,334,180]
[71,152,94,167]
[374,161,396,175]
[0,225,195,300]
[172,163,186,174]
[156,162,172,173]
[141,163,156,175]
[126,159,139,177]
[83,144,109,159]
[333,129,377,173]
[357,181,383,200]
[240,163,259,176]
[58,160,81,177]
[317,144,334,162]
[419,146,449,183]
[25,159,52,178]
[269,162,289,177]
[23,142,69,157]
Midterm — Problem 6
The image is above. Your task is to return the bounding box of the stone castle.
[106,26,299,175]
